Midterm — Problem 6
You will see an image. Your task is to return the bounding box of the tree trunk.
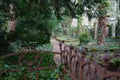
[116,17,120,39]
[7,3,16,32]
[62,23,67,35]
[112,23,116,38]
[94,22,98,39]
[97,17,107,45]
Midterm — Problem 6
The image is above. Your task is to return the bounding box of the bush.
[79,32,92,44]
[0,30,11,55]
[0,51,55,79]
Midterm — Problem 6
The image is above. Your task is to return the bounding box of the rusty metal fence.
[0,42,120,80]
[0,47,59,80]
[59,42,120,80]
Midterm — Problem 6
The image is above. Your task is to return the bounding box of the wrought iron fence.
[59,41,120,80]
[0,42,120,80]
[0,47,59,80]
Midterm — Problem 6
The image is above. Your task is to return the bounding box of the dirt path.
[50,38,61,53]
[50,38,63,66]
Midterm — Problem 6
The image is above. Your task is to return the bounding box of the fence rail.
[0,47,59,80]
[0,43,120,80]
[59,41,120,80]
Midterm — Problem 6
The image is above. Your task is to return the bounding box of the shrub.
[79,32,92,44]
[0,51,56,79]
[0,30,11,55]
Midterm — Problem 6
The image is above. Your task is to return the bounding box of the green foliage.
[0,42,56,79]
[52,24,63,37]
[12,10,58,45]
[9,40,23,52]
[116,17,120,39]
[49,64,72,80]
[0,9,58,52]
[0,52,55,79]
[9,40,53,52]
[0,30,11,55]
[37,44,52,51]
[0,14,11,55]
[0,0,60,47]
[85,38,119,52]
[111,58,120,65]
[79,32,92,44]
[81,0,109,20]
[0,0,111,50]
[49,64,64,79]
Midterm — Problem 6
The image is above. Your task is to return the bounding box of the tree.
[81,0,109,45]
[0,0,78,45]
[115,0,120,47]
[0,0,82,54]
[0,0,110,47]
[98,1,108,45]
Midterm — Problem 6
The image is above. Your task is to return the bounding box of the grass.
[56,36,79,46]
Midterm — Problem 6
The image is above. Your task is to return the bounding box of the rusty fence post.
[102,53,111,74]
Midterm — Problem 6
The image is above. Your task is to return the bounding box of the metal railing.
[0,43,120,80]
[0,47,59,80]
[59,41,120,80]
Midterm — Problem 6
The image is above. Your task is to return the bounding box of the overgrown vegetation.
[0,51,56,79]
[0,0,120,79]
[79,32,92,44]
